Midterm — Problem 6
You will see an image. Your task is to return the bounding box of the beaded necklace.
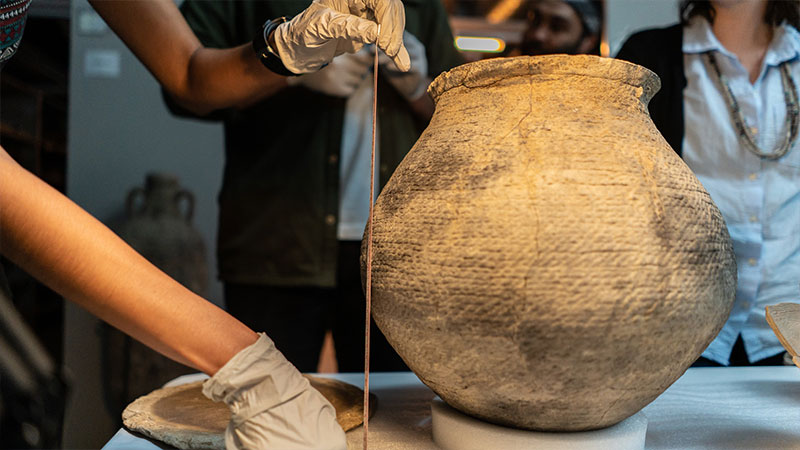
[705,51,800,160]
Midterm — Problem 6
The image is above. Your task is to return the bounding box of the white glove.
[202,334,346,450]
[378,31,429,101]
[287,48,374,97]
[273,0,410,74]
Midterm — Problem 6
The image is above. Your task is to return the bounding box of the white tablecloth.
[103,367,800,450]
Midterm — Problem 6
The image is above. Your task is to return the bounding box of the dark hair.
[680,0,800,29]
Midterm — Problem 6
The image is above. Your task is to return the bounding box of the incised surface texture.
[362,55,736,431]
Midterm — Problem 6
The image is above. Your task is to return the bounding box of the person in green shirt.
[166,0,463,373]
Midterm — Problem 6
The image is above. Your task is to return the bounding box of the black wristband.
[252,17,298,77]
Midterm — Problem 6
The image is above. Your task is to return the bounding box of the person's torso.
[682,17,800,363]
[178,0,462,285]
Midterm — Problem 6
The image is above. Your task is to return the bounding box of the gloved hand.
[202,333,346,450]
[273,0,410,74]
[378,31,429,101]
[287,47,374,97]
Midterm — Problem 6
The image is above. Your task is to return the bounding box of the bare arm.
[0,147,257,375]
[87,0,287,115]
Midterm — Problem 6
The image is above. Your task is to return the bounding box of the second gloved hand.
[202,333,346,450]
[378,31,429,101]
[273,0,409,74]
[287,48,374,97]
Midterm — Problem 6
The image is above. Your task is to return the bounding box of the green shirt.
[175,0,463,286]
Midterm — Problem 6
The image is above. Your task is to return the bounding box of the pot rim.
[428,54,660,104]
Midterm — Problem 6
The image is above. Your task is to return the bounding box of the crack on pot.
[436,71,656,98]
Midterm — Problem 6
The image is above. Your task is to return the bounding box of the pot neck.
[428,55,659,107]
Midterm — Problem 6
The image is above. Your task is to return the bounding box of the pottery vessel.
[362,55,736,431]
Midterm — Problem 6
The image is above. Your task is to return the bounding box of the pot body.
[363,55,736,431]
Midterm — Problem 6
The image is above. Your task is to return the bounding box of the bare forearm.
[182,45,288,113]
[0,149,256,374]
[88,0,286,115]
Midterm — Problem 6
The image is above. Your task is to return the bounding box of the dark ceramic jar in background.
[119,172,208,295]
[104,172,209,414]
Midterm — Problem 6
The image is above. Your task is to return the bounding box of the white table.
[103,367,800,450]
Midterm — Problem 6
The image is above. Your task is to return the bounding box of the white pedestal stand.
[431,398,647,450]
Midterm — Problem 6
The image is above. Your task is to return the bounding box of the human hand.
[287,48,374,97]
[202,334,346,450]
[273,0,410,74]
[378,31,429,101]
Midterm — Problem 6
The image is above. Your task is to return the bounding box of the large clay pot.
[363,55,736,431]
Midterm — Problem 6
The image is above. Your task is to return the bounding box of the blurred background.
[1,0,680,447]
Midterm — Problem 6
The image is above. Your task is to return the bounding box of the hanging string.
[363,24,380,450]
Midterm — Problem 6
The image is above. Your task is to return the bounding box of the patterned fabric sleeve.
[0,0,31,68]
